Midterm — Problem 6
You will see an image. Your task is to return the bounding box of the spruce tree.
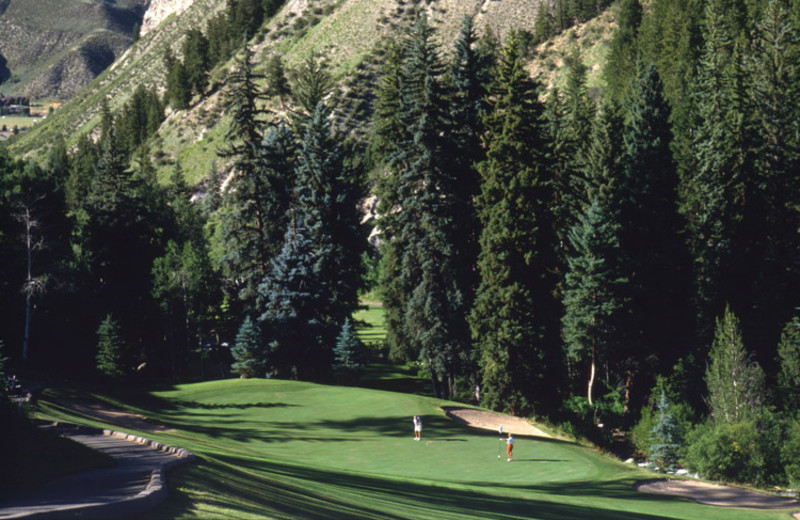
[333,317,365,379]
[562,197,627,405]
[258,216,330,380]
[445,15,492,387]
[387,14,468,398]
[684,0,750,343]
[289,54,332,132]
[649,389,682,472]
[182,28,210,96]
[372,39,410,362]
[231,315,266,378]
[533,3,556,44]
[618,64,691,388]
[548,48,596,260]
[743,0,800,357]
[469,34,559,414]
[218,43,292,315]
[96,314,128,378]
[604,0,643,104]
[265,53,291,108]
[287,101,366,335]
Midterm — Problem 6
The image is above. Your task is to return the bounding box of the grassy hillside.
[7,0,618,185]
[34,380,791,519]
[0,0,145,99]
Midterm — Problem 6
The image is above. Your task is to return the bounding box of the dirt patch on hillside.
[636,479,800,512]
[442,406,551,438]
[54,399,173,434]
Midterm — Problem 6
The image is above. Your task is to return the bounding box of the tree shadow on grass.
[159,454,690,520]
[170,399,298,410]
[469,477,675,505]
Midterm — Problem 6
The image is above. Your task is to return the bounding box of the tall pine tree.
[617,64,691,404]
[469,34,559,415]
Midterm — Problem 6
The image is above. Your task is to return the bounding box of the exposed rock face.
[141,0,195,35]
[0,0,147,100]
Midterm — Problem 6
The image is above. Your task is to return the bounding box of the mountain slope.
[9,0,614,183]
[0,0,147,100]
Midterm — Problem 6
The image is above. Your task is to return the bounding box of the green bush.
[561,389,624,444]
[631,405,657,458]
[782,419,800,487]
[685,417,782,485]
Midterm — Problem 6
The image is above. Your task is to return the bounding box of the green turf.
[353,303,386,346]
[36,380,796,519]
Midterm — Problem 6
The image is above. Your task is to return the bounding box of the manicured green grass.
[353,303,386,346]
[0,115,42,128]
[35,380,794,519]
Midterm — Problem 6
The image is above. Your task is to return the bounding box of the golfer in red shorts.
[506,432,514,461]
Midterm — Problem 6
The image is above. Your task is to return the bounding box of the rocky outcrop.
[141,0,195,35]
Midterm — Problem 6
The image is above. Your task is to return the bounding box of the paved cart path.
[0,430,185,520]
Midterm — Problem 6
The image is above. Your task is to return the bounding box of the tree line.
[1,0,799,488]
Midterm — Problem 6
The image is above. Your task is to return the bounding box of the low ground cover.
[33,380,794,519]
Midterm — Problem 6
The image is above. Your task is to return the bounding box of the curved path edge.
[635,478,800,515]
[0,426,195,520]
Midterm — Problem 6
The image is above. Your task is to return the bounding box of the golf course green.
[38,379,795,519]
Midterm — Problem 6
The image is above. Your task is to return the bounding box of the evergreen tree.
[231,315,266,378]
[258,216,330,380]
[533,3,556,44]
[286,101,367,335]
[583,100,624,204]
[549,48,596,258]
[469,34,559,414]
[705,305,765,424]
[637,0,703,167]
[649,389,682,472]
[445,15,493,387]
[289,54,332,132]
[617,64,691,393]
[96,314,128,378]
[562,197,627,405]
[218,43,291,314]
[371,40,406,165]
[383,14,470,398]
[372,40,411,362]
[164,51,191,110]
[333,317,364,379]
[152,240,218,379]
[182,28,210,95]
[604,0,643,104]
[743,0,800,358]
[264,53,291,108]
[206,13,233,65]
[684,0,750,343]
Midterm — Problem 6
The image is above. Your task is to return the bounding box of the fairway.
[41,379,793,520]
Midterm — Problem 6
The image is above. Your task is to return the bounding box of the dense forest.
[2,0,800,488]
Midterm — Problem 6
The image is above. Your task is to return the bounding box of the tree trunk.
[587,338,596,405]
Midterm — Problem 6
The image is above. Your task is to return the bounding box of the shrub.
[561,389,624,444]
[685,417,782,485]
[782,419,800,487]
